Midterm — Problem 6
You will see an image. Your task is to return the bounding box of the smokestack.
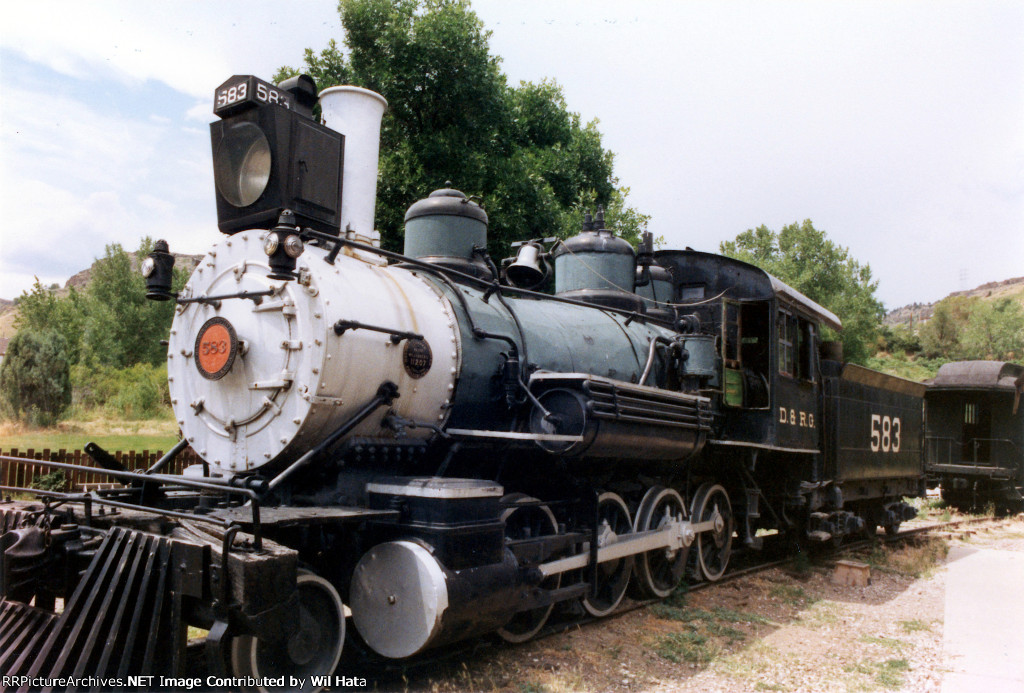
[317,86,388,257]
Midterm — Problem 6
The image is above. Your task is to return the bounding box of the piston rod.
[537,511,722,578]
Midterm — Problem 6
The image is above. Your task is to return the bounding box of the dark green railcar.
[926,361,1024,512]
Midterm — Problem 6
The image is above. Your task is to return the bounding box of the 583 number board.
[213,75,293,117]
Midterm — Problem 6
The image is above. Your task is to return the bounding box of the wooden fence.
[1,446,203,492]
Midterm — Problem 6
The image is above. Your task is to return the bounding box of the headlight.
[263,233,279,256]
[214,122,271,207]
[140,257,156,277]
[283,234,304,258]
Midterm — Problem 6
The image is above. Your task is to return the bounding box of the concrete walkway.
[942,544,1024,693]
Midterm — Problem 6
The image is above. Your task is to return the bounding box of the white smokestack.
[318,86,388,254]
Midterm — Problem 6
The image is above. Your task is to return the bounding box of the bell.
[506,242,545,287]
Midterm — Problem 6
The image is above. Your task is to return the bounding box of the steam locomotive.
[1,74,925,687]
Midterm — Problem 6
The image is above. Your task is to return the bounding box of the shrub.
[0,329,72,425]
[71,362,170,419]
[32,471,68,492]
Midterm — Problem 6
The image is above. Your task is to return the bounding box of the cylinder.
[349,540,519,659]
[318,86,388,250]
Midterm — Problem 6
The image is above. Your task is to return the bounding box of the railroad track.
[186,513,1012,686]
[374,514,1011,676]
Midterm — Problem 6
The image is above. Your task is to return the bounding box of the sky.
[1,0,1021,310]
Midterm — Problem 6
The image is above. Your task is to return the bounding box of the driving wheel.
[581,492,634,617]
[632,486,688,599]
[497,494,561,643]
[691,483,733,582]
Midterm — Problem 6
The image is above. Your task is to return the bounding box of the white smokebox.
[318,86,388,253]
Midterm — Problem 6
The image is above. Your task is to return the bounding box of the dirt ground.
[351,514,1024,693]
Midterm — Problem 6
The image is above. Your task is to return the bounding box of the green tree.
[0,329,72,425]
[919,296,972,358]
[276,0,641,258]
[960,298,1024,361]
[78,239,184,368]
[922,296,1024,361]
[14,279,86,363]
[720,220,885,364]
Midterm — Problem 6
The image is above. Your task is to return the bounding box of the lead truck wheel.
[230,570,345,692]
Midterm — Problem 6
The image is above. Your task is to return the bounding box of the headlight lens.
[283,234,304,258]
[263,233,279,256]
[214,122,271,207]
[140,257,156,277]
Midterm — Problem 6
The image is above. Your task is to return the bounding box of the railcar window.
[779,312,816,381]
[778,311,794,376]
[797,319,816,381]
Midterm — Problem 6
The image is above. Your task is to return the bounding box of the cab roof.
[654,249,842,331]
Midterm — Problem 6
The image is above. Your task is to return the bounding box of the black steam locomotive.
[1,74,925,688]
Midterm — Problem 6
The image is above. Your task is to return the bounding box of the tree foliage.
[720,220,885,364]
[12,238,186,371]
[78,239,183,368]
[0,329,72,425]
[275,0,645,257]
[15,279,86,364]
[919,296,1024,362]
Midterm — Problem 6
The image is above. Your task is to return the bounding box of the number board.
[195,316,239,380]
[213,75,294,118]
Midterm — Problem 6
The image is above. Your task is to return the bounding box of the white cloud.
[1,0,1021,308]
[1,1,340,99]
[0,78,215,299]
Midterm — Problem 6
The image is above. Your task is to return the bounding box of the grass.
[899,619,930,633]
[859,635,907,651]
[0,416,179,454]
[874,658,910,689]
[843,657,910,690]
[798,600,842,628]
[768,583,816,607]
[654,630,719,664]
[714,642,796,691]
[650,603,768,627]
[863,538,949,578]
[650,599,774,666]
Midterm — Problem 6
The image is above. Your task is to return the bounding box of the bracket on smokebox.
[333,319,423,345]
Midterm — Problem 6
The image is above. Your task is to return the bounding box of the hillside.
[884,276,1024,327]
[0,252,202,339]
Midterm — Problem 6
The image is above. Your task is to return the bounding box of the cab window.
[779,310,816,381]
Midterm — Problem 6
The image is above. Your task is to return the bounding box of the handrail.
[0,454,263,550]
[924,436,1023,470]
